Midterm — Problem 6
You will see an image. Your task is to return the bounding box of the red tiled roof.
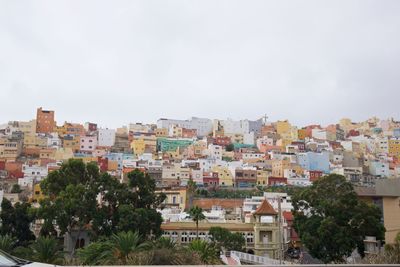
[193,198,243,210]
[283,211,293,221]
[254,199,277,215]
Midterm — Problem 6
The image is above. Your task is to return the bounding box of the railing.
[231,250,282,265]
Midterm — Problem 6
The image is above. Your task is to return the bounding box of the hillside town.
[0,107,400,263]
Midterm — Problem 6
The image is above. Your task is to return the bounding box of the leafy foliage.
[0,234,17,253]
[292,174,385,263]
[10,184,22,194]
[188,239,220,264]
[28,236,64,264]
[38,159,165,249]
[189,206,206,238]
[0,198,36,247]
[209,226,245,251]
[77,231,149,265]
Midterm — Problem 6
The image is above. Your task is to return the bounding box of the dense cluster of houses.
[1,107,400,258]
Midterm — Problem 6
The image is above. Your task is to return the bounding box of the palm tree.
[29,236,64,264]
[0,234,16,254]
[385,232,400,263]
[189,206,205,239]
[188,239,219,264]
[152,236,177,249]
[109,231,150,264]
[77,241,112,265]
[186,178,197,210]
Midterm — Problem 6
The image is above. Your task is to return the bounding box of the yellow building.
[297,129,307,140]
[108,160,119,171]
[272,159,290,177]
[54,148,74,161]
[276,120,291,136]
[256,169,270,187]
[211,166,234,187]
[18,120,37,135]
[31,183,45,203]
[157,187,187,210]
[63,136,80,152]
[155,128,168,137]
[389,138,400,157]
[131,139,145,156]
[39,148,56,159]
[75,156,98,164]
[276,138,292,150]
[24,134,47,148]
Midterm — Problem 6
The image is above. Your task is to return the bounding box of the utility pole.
[277,195,283,264]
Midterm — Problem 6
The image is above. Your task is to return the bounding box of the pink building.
[80,136,98,152]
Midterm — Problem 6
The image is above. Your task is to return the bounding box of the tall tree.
[186,178,197,210]
[38,159,165,248]
[209,226,245,251]
[188,239,219,264]
[29,236,64,265]
[189,206,206,239]
[292,174,385,263]
[0,199,36,247]
[127,169,166,209]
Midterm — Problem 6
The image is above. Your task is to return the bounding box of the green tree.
[77,231,149,265]
[10,184,22,194]
[385,232,400,263]
[189,206,206,239]
[186,178,197,210]
[225,143,234,152]
[29,236,64,264]
[188,239,219,264]
[292,174,385,263]
[0,234,16,254]
[128,169,166,209]
[77,240,112,265]
[108,231,149,265]
[0,199,36,247]
[209,226,245,251]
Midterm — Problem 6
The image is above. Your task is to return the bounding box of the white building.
[47,132,61,148]
[22,164,48,182]
[243,192,293,214]
[214,118,263,136]
[157,117,212,137]
[208,144,222,161]
[98,128,116,147]
[80,136,98,152]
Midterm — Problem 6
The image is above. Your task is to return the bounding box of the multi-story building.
[80,136,97,153]
[235,168,257,188]
[36,107,55,134]
[157,117,212,137]
[98,128,116,147]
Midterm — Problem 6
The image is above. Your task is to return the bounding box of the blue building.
[297,152,330,173]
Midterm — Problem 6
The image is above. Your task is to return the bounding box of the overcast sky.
[1,0,399,128]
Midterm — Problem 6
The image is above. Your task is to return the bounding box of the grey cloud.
[0,0,399,128]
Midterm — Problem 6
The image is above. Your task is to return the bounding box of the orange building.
[36,107,55,134]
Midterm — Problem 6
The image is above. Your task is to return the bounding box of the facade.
[157,117,213,137]
[36,107,55,134]
[98,128,116,147]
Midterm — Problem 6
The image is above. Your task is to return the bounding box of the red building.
[268,176,287,186]
[203,172,219,187]
[36,107,55,134]
[97,157,109,172]
[347,129,360,137]
[182,128,197,138]
[213,136,231,147]
[309,170,323,182]
[283,211,300,242]
[291,141,305,152]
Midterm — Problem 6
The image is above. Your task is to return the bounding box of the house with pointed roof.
[252,199,280,258]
